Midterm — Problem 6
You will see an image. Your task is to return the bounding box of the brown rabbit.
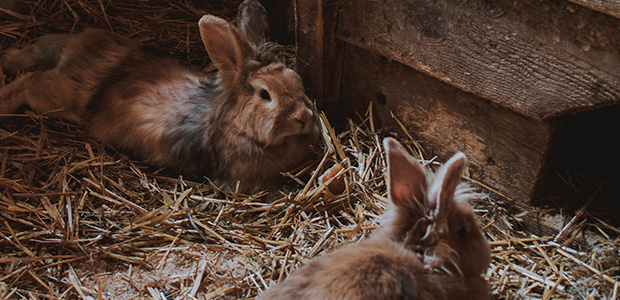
[0,0,319,193]
[259,137,491,300]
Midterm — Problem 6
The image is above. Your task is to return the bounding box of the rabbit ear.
[384,138,428,210]
[237,0,270,46]
[199,15,252,81]
[428,152,467,216]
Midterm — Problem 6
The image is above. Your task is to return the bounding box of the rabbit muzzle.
[269,105,317,144]
[293,106,315,133]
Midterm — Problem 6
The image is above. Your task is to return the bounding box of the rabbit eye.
[457,227,467,238]
[259,89,271,101]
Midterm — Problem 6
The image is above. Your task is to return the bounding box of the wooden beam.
[569,0,620,20]
[336,0,620,119]
[338,44,553,204]
[294,0,342,110]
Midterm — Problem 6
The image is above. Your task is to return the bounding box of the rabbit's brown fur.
[0,1,318,193]
[259,138,491,300]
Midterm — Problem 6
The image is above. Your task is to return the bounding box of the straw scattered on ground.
[1,1,619,299]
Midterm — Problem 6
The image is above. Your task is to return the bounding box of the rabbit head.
[198,15,316,149]
[382,137,491,278]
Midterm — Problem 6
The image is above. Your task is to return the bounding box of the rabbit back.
[64,29,218,173]
[260,239,489,300]
[1,28,218,173]
[83,42,217,174]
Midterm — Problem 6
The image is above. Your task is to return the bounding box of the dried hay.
[1,1,619,299]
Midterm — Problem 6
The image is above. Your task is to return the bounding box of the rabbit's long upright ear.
[428,152,466,216]
[237,0,269,47]
[199,15,251,82]
[384,137,427,212]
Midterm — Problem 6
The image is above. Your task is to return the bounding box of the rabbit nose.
[294,108,313,129]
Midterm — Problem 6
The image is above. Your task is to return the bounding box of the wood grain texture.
[339,44,553,204]
[294,0,322,101]
[336,0,620,119]
[570,0,620,19]
[294,0,342,109]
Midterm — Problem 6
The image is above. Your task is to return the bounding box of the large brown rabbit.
[0,0,319,193]
[259,137,491,300]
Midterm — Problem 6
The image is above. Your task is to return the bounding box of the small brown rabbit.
[259,137,491,300]
[0,0,319,193]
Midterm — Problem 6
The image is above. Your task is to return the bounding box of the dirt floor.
[1,1,619,299]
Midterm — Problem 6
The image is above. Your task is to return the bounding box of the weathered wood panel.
[339,44,553,203]
[294,0,323,100]
[336,0,620,119]
[293,0,342,109]
[570,0,620,19]
[294,0,620,209]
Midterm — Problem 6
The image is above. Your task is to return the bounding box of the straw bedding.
[1,1,618,299]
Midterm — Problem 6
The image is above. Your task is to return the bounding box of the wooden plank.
[570,0,620,20]
[338,43,553,204]
[294,0,342,109]
[336,0,620,120]
[294,0,323,101]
